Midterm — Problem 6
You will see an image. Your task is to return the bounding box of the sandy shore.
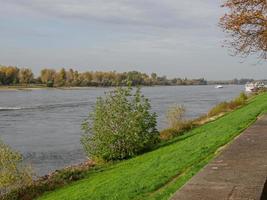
[0,86,108,91]
[0,86,46,91]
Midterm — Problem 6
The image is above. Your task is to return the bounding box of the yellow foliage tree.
[0,140,32,195]
[220,0,267,59]
[18,68,34,84]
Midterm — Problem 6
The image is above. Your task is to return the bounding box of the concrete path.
[171,115,267,200]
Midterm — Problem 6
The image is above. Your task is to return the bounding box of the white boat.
[215,85,223,89]
[245,83,256,92]
[245,82,265,92]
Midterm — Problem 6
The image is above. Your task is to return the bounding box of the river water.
[0,85,244,176]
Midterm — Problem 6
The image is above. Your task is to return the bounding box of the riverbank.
[32,93,267,200]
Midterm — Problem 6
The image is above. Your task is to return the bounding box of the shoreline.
[0,84,243,92]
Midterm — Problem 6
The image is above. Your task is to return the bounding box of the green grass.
[38,93,267,200]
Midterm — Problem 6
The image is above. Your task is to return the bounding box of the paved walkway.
[171,115,267,200]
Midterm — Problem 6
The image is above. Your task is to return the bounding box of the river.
[0,85,244,176]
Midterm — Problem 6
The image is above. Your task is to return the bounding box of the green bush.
[81,86,159,161]
[1,161,95,200]
[0,140,32,196]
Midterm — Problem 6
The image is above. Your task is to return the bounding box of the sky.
[0,0,266,80]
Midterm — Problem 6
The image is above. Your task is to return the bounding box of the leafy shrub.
[0,140,32,196]
[1,161,95,200]
[81,86,159,161]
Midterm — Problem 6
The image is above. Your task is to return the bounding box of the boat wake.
[0,107,22,111]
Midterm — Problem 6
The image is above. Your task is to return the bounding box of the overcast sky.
[0,0,266,79]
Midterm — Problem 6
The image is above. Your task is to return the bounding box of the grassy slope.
[38,93,267,200]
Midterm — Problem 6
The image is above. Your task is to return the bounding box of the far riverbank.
[0,84,246,91]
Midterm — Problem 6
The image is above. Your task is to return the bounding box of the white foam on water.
[0,107,23,111]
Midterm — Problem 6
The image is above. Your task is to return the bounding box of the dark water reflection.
[0,85,244,176]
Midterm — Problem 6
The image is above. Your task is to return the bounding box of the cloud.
[1,0,219,28]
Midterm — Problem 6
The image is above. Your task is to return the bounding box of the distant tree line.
[1,65,261,87]
[207,79,259,85]
[0,65,208,87]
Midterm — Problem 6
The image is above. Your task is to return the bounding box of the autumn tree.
[18,68,34,84]
[92,71,104,86]
[0,66,19,85]
[72,70,81,86]
[40,68,56,86]
[80,72,93,86]
[220,0,267,59]
[54,68,67,86]
[126,71,144,86]
[66,69,74,86]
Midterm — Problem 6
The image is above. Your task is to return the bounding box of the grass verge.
[37,93,267,200]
